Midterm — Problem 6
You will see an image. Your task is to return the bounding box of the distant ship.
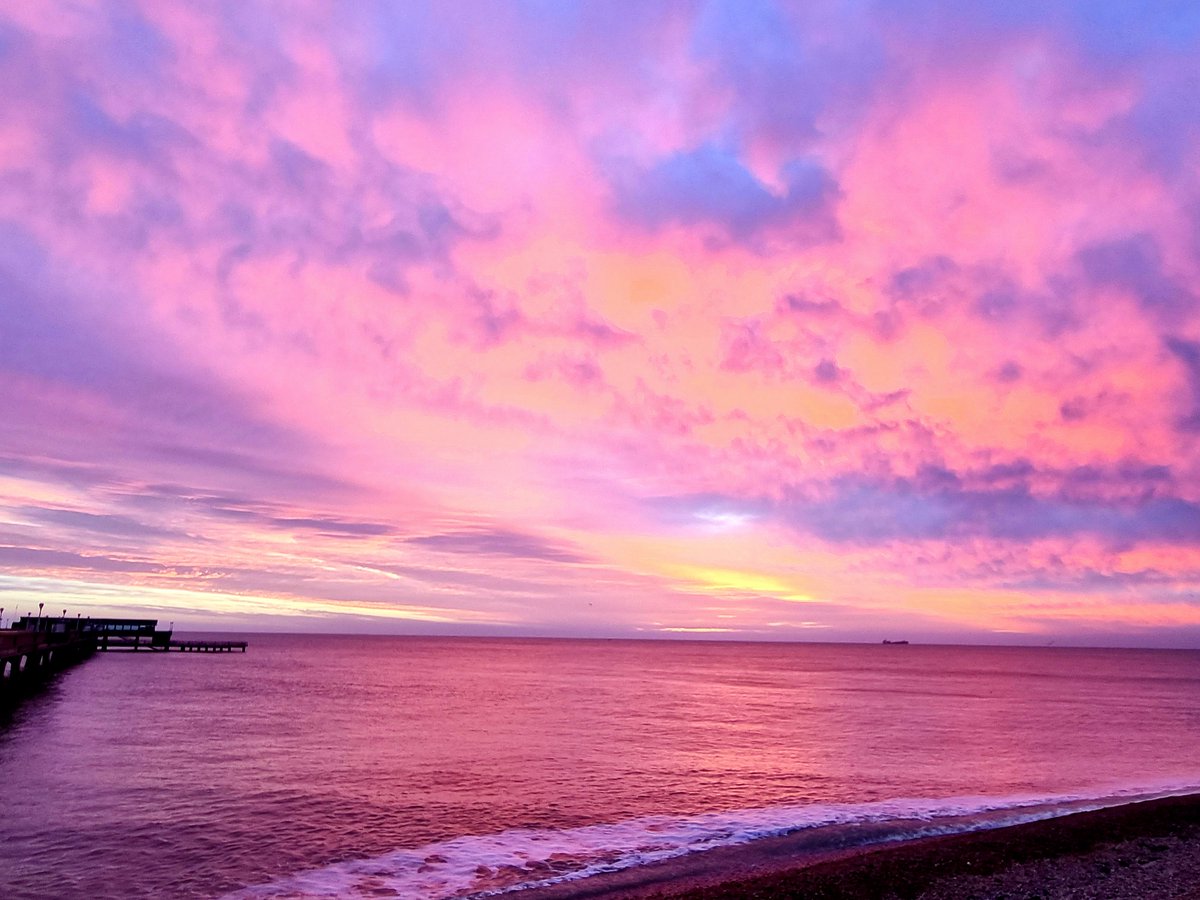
[881,639,910,645]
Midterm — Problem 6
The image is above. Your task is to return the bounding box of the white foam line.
[225,778,1200,900]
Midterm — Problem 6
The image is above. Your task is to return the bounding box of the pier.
[1,614,247,705]
[0,626,96,703]
[170,640,247,653]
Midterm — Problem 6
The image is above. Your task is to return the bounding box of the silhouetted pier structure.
[74,617,171,651]
[0,624,95,702]
[1,614,247,704]
[171,639,247,653]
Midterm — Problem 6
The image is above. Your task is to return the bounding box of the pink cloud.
[0,1,1198,643]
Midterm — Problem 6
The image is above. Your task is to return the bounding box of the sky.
[1,1,1199,645]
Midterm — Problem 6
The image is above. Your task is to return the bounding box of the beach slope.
[518,794,1200,899]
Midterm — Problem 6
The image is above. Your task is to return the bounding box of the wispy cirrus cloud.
[406,528,589,564]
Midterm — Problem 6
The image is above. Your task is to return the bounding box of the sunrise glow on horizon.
[2,2,1199,645]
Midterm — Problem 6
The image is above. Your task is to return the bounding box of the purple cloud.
[17,507,188,542]
[813,359,842,384]
[782,476,1200,546]
[1165,335,1200,431]
[610,144,839,243]
[692,0,883,144]
[1077,234,1195,321]
[406,528,588,563]
[0,546,170,574]
[777,294,844,317]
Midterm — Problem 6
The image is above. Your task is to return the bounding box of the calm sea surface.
[1,635,1198,898]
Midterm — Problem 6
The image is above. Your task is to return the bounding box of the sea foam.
[225,779,1200,899]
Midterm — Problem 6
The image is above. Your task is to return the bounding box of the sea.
[1,635,1198,899]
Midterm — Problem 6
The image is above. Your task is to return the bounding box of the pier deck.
[170,640,247,652]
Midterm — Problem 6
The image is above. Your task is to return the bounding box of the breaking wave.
[226,779,1200,899]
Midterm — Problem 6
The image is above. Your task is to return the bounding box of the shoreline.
[512,793,1200,899]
